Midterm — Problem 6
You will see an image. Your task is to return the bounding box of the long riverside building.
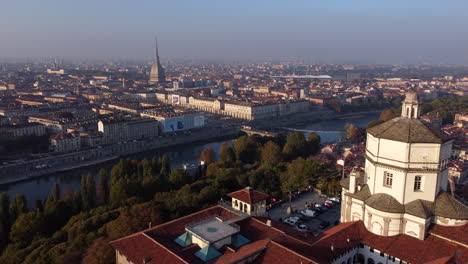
[154,91,310,120]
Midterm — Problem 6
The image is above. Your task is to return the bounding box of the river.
[0,112,379,207]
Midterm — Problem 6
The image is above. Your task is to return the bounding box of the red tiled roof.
[110,233,186,264]
[216,239,270,264]
[227,187,270,204]
[354,221,468,264]
[428,223,468,246]
[111,205,468,264]
[253,241,315,264]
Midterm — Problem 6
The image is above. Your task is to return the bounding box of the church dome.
[367,117,450,143]
[365,193,405,213]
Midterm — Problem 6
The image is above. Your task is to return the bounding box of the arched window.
[368,258,375,264]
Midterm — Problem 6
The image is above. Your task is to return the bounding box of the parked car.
[325,199,335,205]
[300,209,318,218]
[329,197,341,203]
[283,217,301,226]
[323,202,333,208]
[294,214,307,220]
[315,204,328,211]
[295,224,309,232]
[319,221,330,229]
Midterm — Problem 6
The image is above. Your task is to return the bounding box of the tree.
[283,131,307,160]
[307,132,321,155]
[169,168,189,188]
[199,147,216,165]
[73,191,83,212]
[110,178,128,207]
[380,108,397,121]
[9,211,44,248]
[9,194,27,223]
[87,174,96,209]
[99,168,109,204]
[159,155,171,177]
[82,237,114,264]
[260,141,282,164]
[248,164,281,196]
[366,119,384,129]
[0,192,10,251]
[206,163,221,178]
[81,175,89,210]
[51,184,60,202]
[345,124,362,142]
[233,136,258,163]
[327,100,343,113]
[219,142,235,166]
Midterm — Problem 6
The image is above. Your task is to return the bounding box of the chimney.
[349,170,357,194]
[349,167,362,194]
[449,175,456,199]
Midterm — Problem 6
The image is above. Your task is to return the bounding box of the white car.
[300,209,318,218]
[329,197,341,203]
[283,217,300,226]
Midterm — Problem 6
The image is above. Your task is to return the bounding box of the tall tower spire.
[149,35,166,85]
[155,35,159,59]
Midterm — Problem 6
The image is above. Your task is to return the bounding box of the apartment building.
[98,118,159,145]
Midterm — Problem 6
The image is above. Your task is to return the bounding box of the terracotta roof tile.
[253,241,314,264]
[110,233,186,264]
[215,239,270,264]
[429,223,468,245]
[227,187,270,204]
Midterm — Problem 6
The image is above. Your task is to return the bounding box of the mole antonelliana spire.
[149,35,166,85]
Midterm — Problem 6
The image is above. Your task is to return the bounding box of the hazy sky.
[1,0,467,64]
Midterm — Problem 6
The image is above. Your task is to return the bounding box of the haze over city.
[0,1,467,264]
[1,0,468,64]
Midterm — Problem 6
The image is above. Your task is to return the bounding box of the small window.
[370,248,374,253]
[384,172,393,187]
[380,252,384,257]
[414,176,422,191]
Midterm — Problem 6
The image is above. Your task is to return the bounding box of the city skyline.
[1,0,468,64]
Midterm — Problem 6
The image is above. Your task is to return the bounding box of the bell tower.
[401,91,421,119]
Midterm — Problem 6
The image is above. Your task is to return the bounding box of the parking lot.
[268,191,341,235]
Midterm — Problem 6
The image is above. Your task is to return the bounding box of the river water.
[0,112,379,207]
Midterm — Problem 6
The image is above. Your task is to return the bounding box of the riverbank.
[0,126,240,185]
[0,112,380,207]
